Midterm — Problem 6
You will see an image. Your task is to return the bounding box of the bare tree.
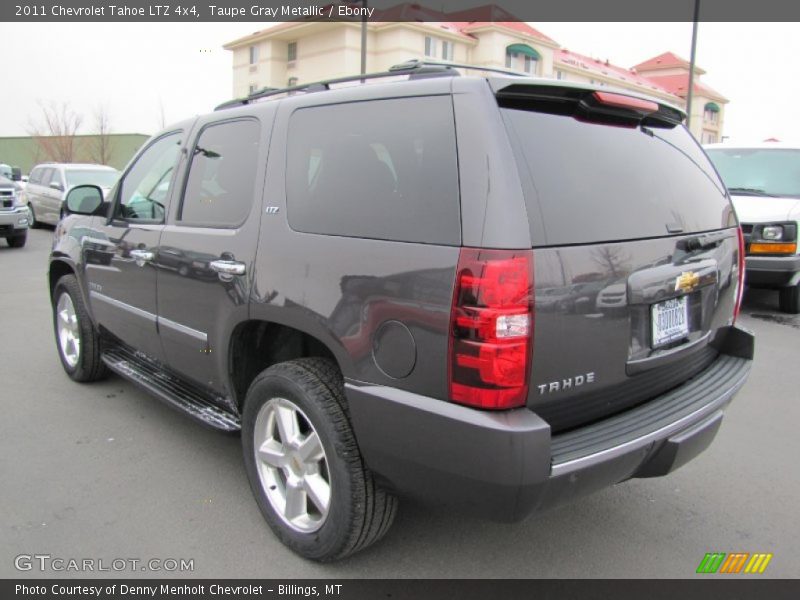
[27,101,84,163]
[89,104,114,165]
[591,246,631,279]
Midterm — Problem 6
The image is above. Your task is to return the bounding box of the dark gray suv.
[49,62,753,561]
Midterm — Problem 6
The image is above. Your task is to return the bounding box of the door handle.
[209,260,246,276]
[130,249,154,266]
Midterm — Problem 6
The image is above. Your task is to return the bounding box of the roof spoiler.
[495,83,685,128]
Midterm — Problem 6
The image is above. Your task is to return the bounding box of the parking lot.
[2,227,798,578]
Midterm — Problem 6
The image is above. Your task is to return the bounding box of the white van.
[25,163,119,227]
[705,142,800,313]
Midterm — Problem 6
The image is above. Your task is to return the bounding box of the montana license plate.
[652,296,689,347]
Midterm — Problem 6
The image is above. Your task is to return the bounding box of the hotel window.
[288,77,298,87]
[441,40,454,61]
[287,42,297,62]
[505,50,517,69]
[556,70,566,80]
[704,102,720,123]
[425,36,438,58]
[248,45,258,65]
[523,55,538,75]
[248,84,258,95]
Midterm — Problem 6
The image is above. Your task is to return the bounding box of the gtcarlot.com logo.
[14,554,194,573]
[696,552,773,574]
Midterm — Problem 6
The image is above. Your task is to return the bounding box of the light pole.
[686,0,700,130]
[360,1,368,76]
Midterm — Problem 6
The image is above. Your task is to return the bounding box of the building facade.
[224,7,727,141]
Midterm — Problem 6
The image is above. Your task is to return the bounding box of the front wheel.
[52,275,108,382]
[242,358,397,561]
[779,282,800,314]
[27,204,39,228]
[7,232,26,248]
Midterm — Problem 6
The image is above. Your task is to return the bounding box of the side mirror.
[11,167,21,181]
[65,185,106,216]
[50,181,64,192]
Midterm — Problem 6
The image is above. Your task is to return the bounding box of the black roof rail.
[392,59,528,78]
[214,60,460,111]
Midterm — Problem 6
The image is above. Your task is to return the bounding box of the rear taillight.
[734,226,746,322]
[448,248,534,410]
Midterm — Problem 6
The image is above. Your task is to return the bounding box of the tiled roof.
[376,4,557,44]
[633,51,705,75]
[556,49,674,96]
[641,73,728,102]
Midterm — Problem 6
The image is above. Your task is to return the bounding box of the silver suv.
[25,163,119,227]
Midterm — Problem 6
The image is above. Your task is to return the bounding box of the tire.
[778,282,800,314]
[242,358,397,561]
[28,204,39,228]
[52,274,108,382]
[7,232,26,248]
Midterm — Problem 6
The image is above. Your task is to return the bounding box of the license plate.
[652,296,689,347]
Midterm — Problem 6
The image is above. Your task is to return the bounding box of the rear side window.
[179,119,261,227]
[286,96,460,245]
[502,108,735,246]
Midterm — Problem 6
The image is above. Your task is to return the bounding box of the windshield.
[66,169,119,188]
[705,148,800,198]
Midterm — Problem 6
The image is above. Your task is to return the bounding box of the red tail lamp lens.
[449,248,534,410]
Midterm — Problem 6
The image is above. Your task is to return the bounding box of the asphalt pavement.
[2,228,798,578]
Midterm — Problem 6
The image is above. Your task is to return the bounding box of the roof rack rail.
[214,59,526,111]
[392,59,528,78]
[214,60,459,111]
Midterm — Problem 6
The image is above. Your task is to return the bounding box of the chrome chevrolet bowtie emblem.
[675,271,700,293]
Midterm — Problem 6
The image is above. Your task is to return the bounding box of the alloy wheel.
[253,397,331,533]
[56,293,81,368]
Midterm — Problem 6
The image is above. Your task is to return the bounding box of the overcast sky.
[3,22,799,143]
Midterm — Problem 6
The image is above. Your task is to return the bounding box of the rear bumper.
[745,255,800,287]
[346,326,753,521]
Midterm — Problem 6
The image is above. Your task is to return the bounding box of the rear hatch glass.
[495,86,740,432]
[500,102,735,247]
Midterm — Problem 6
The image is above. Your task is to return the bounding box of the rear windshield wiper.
[726,187,777,197]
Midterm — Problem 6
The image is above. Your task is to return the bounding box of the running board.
[101,344,241,432]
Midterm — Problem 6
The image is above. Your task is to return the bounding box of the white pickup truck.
[705,142,800,313]
[0,175,30,248]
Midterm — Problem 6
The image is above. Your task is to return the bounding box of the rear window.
[502,108,735,246]
[180,119,261,227]
[705,148,800,198]
[66,169,119,188]
[286,96,460,245]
